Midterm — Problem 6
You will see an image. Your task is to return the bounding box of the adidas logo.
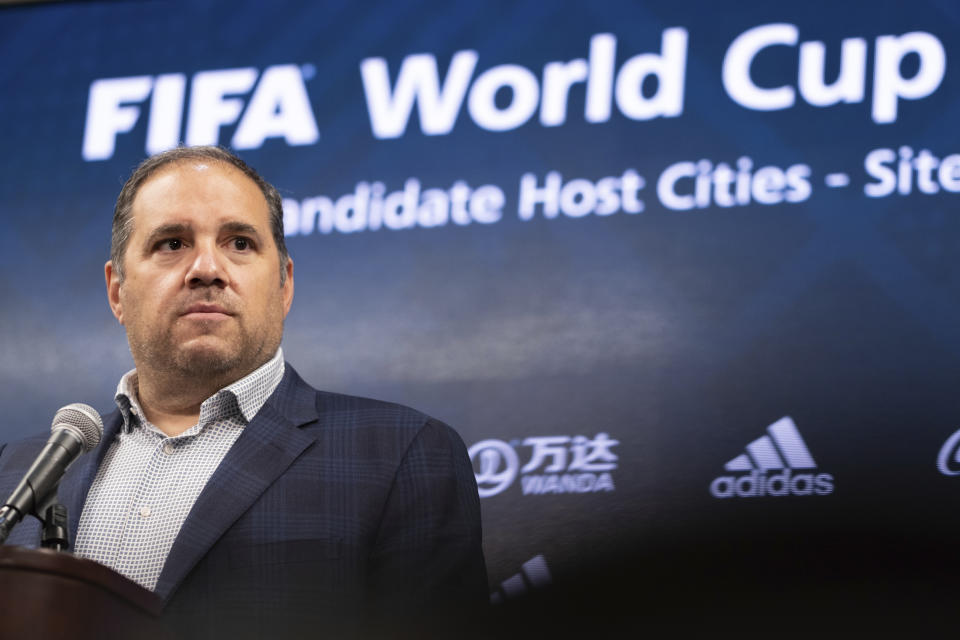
[709,417,834,499]
[490,554,552,604]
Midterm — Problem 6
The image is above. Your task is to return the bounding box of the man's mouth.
[181,303,233,318]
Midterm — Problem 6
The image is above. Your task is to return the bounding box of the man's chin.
[173,341,241,375]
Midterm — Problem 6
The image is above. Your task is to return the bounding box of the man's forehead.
[130,160,269,228]
[137,159,261,196]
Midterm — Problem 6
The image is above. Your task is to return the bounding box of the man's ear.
[282,257,294,317]
[105,260,124,324]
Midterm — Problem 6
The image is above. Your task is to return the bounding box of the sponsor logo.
[937,428,960,476]
[82,64,319,161]
[490,554,553,604]
[710,417,834,498]
[469,433,619,498]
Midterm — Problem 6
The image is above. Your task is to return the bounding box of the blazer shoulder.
[315,391,469,454]
[274,366,470,459]
[314,389,433,427]
[310,389,473,472]
[270,365,429,431]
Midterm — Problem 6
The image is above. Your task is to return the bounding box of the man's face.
[105,161,294,383]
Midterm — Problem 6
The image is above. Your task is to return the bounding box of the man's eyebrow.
[143,223,190,249]
[220,221,261,237]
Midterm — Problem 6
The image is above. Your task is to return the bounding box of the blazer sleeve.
[367,417,488,629]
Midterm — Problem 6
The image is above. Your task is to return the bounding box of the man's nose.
[185,242,229,287]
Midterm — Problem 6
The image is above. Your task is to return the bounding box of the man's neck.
[138,403,201,437]
[133,369,241,437]
[127,350,282,437]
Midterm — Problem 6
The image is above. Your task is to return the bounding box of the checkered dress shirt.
[73,349,285,591]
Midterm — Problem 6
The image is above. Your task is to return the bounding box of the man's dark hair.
[111,146,289,283]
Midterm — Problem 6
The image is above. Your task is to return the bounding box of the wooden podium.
[0,546,170,639]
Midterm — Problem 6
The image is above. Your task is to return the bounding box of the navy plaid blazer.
[0,365,488,637]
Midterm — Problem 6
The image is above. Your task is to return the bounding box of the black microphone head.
[51,403,103,453]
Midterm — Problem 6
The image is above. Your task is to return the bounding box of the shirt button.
[139,506,152,518]
[162,441,175,455]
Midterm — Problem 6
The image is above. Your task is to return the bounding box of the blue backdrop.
[2,0,960,617]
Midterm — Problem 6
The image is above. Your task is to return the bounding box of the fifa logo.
[82,64,319,161]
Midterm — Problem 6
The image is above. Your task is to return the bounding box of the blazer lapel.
[153,367,320,602]
[59,409,124,549]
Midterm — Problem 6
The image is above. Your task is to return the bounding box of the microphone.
[0,403,103,544]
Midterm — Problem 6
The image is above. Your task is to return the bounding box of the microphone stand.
[0,490,70,551]
[40,502,69,551]
[33,486,71,550]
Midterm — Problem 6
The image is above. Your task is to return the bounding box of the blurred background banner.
[2,0,960,609]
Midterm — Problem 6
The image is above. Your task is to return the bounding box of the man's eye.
[161,239,183,251]
[233,237,251,250]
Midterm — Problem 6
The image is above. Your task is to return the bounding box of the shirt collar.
[114,348,286,433]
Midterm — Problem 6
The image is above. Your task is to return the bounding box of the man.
[0,146,487,638]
